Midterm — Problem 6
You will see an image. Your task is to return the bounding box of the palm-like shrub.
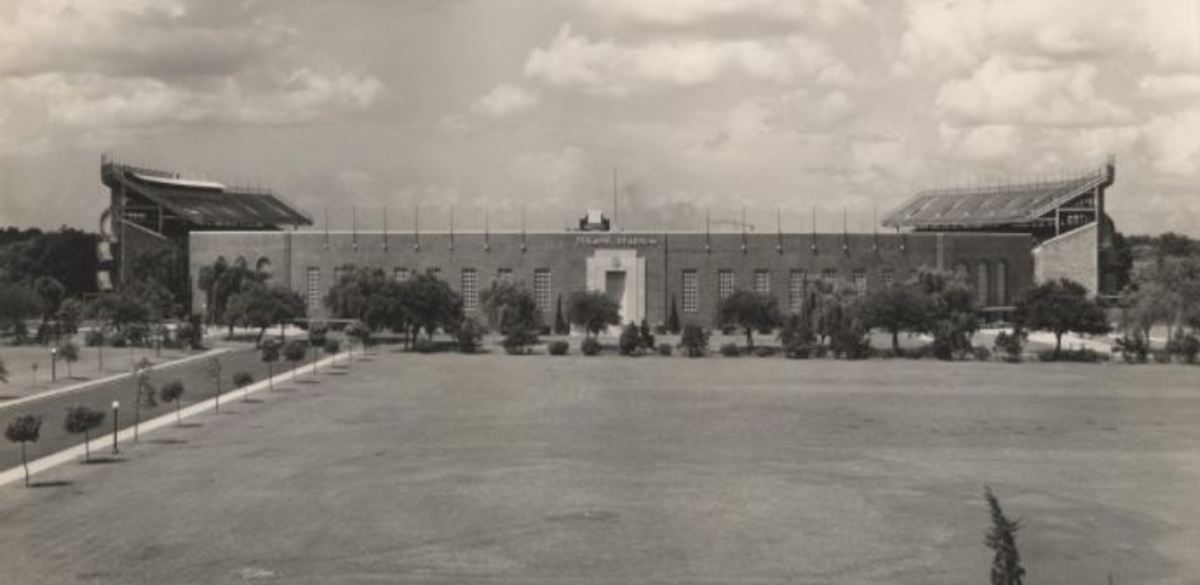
[56,341,79,378]
[6,414,42,486]
[260,339,281,391]
[160,379,186,425]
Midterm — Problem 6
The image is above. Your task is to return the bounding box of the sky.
[1,0,1199,236]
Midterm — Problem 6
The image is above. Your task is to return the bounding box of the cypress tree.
[667,295,681,334]
[984,487,1025,585]
[554,293,569,335]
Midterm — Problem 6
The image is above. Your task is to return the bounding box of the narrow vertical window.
[718,269,735,300]
[881,268,895,288]
[534,269,552,313]
[822,268,837,285]
[852,270,867,295]
[306,267,321,311]
[393,267,409,281]
[461,269,478,312]
[682,269,699,313]
[753,270,770,295]
[995,260,1008,306]
[788,270,806,313]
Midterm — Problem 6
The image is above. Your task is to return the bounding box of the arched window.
[976,261,990,306]
[994,260,1008,306]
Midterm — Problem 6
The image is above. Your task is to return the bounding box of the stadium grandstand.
[98,154,312,292]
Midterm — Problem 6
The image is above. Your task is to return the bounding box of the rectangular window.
[393,267,409,281]
[682,269,699,313]
[718,269,735,300]
[305,267,321,310]
[788,270,806,313]
[497,268,513,283]
[427,267,441,278]
[852,270,867,295]
[533,269,552,313]
[881,268,895,288]
[754,270,770,295]
[822,269,837,285]
[461,269,478,312]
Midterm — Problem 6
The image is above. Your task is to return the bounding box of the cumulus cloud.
[591,0,865,26]
[936,57,1128,127]
[1142,109,1200,177]
[524,24,853,95]
[472,84,541,116]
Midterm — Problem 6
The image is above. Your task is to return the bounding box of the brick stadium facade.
[99,157,1119,326]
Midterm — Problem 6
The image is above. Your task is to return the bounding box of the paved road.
[0,345,319,470]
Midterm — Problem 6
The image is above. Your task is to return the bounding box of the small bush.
[1037,348,1105,363]
[810,344,830,358]
[581,337,602,356]
[619,322,642,356]
[678,324,710,358]
[548,340,569,355]
[1167,333,1200,364]
[993,330,1025,363]
[109,332,128,348]
[1152,349,1172,364]
[502,328,538,355]
[1115,333,1150,364]
[323,338,341,355]
[753,346,776,358]
[785,344,812,359]
[656,342,673,356]
[233,371,254,387]
[456,318,485,354]
[84,330,105,347]
[972,346,993,362]
[831,330,871,360]
[414,338,437,354]
[719,343,740,357]
[639,320,656,350]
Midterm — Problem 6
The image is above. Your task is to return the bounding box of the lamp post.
[111,400,120,455]
[50,347,58,383]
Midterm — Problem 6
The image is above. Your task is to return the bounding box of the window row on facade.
[304,266,555,315]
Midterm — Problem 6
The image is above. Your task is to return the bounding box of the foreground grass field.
[0,352,1197,584]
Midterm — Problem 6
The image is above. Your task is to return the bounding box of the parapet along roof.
[108,164,312,228]
[882,166,1113,230]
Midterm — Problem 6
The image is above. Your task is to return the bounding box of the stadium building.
[100,157,1118,326]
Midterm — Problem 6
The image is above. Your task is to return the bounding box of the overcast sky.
[1,0,1199,236]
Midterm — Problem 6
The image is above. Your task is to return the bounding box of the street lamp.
[50,347,58,383]
[111,400,120,455]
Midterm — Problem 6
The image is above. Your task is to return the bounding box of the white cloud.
[1139,74,1200,100]
[1142,109,1200,177]
[472,84,541,116]
[591,0,865,26]
[524,23,853,95]
[936,57,1128,127]
[938,124,1022,162]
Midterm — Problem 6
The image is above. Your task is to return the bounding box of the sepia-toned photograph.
[1,1,1198,583]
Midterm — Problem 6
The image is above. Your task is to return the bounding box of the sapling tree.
[345,320,371,359]
[63,405,105,462]
[233,371,254,402]
[984,487,1025,585]
[159,379,186,425]
[308,322,328,374]
[284,340,307,381]
[131,358,157,442]
[206,355,222,413]
[57,341,80,378]
[260,338,280,391]
[5,414,42,487]
[323,338,341,366]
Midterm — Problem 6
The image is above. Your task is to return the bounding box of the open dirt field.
[0,352,1197,584]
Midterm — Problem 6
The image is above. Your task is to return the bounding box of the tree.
[666,296,681,335]
[128,247,189,311]
[0,227,100,297]
[225,283,306,345]
[619,322,642,356]
[32,275,66,325]
[5,414,42,486]
[86,292,151,333]
[1119,279,1170,342]
[363,281,413,346]
[323,338,341,366]
[345,320,371,358]
[308,322,328,374]
[567,291,621,337]
[400,273,463,341]
[233,371,254,402]
[260,338,281,391]
[324,265,389,320]
[553,293,569,335]
[1014,278,1111,355]
[716,290,782,350]
[63,405,105,462]
[160,379,186,425]
[57,341,79,378]
[861,284,936,351]
[284,340,308,381]
[911,268,980,360]
[131,358,157,442]
[206,356,223,413]
[0,283,40,335]
[457,317,485,353]
[56,298,85,335]
[482,284,540,352]
[984,487,1025,585]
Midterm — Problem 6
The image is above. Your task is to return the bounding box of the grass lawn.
[0,351,1197,584]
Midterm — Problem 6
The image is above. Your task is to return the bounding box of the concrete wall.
[1033,223,1098,295]
[190,230,1035,324]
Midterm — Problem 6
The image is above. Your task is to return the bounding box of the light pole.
[111,400,120,455]
[50,347,58,383]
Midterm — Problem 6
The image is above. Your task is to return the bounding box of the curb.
[0,348,235,411]
[0,351,350,488]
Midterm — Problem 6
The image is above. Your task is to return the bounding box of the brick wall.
[1033,223,1098,295]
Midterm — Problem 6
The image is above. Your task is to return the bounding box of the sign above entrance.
[575,235,659,247]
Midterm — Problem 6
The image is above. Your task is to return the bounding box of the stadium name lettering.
[575,235,659,247]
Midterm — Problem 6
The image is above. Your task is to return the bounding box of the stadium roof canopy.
[107,163,312,228]
[882,166,1112,230]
